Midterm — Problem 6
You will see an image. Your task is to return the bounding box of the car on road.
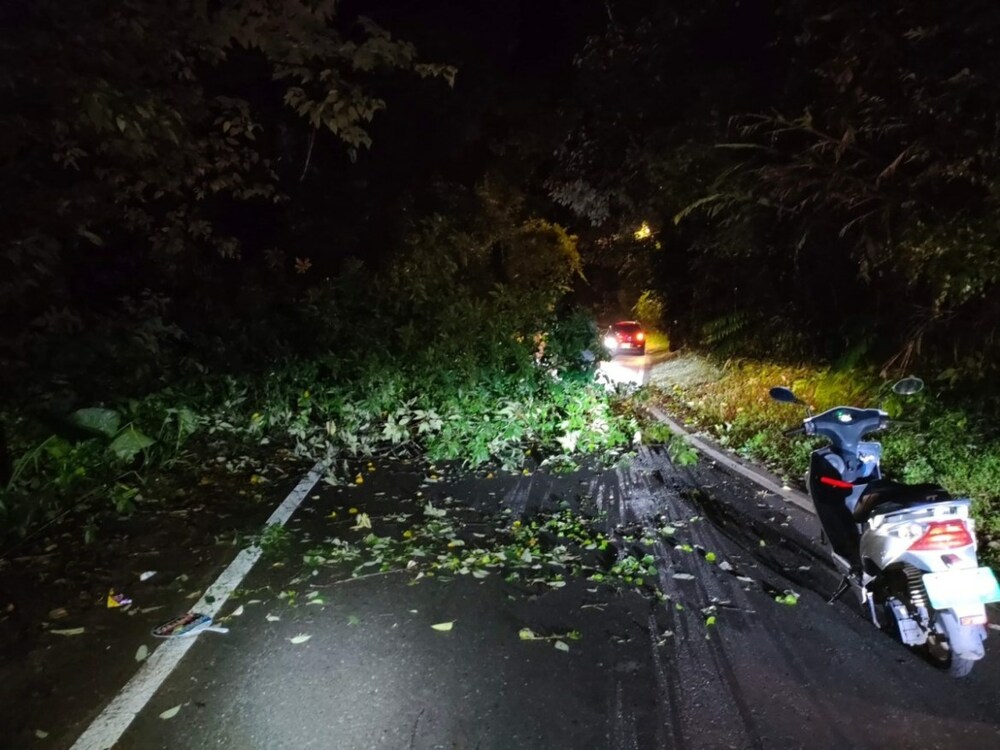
[603,320,646,355]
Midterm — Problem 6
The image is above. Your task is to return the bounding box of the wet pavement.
[51,446,1000,750]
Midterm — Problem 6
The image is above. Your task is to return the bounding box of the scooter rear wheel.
[926,637,975,677]
[878,573,979,678]
[926,614,977,678]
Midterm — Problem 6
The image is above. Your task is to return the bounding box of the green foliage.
[666,434,699,467]
[68,409,122,439]
[554,0,1000,377]
[0,278,636,539]
[0,393,206,533]
[299,503,657,601]
[0,0,456,402]
[257,524,292,559]
[637,421,674,444]
[501,220,582,296]
[632,291,665,330]
[0,0,611,544]
[541,310,603,376]
[108,426,156,463]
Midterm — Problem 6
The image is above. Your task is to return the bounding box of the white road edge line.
[70,462,324,750]
[645,405,816,516]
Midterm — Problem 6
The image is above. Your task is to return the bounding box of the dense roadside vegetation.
[0,187,641,543]
[0,306,638,542]
[3,0,999,552]
[554,0,1000,386]
[0,0,626,544]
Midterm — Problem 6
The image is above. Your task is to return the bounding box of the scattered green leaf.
[159,705,182,720]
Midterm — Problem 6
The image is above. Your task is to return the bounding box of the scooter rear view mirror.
[892,376,924,396]
[769,386,802,405]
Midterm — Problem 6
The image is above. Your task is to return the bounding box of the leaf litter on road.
[159,705,182,720]
[271,464,772,654]
[774,591,799,606]
[519,627,581,643]
[49,627,85,636]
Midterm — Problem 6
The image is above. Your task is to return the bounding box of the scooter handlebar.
[783,409,903,442]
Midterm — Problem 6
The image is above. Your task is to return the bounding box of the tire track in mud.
[592,445,1000,750]
[485,454,761,748]
[687,457,920,748]
[612,448,765,750]
[436,447,1000,748]
[665,503,859,749]
[646,613,687,750]
[668,464,866,749]
[608,679,641,750]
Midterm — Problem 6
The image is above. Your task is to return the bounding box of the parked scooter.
[770,377,1000,677]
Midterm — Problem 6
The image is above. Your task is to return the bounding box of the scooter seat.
[852,480,951,522]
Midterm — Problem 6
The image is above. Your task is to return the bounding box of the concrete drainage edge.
[644,404,815,516]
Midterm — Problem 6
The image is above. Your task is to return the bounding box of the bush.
[633,290,665,330]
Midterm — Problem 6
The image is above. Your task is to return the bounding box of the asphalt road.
[99,445,1000,750]
[597,348,675,388]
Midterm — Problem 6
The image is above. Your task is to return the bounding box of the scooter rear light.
[908,520,974,551]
